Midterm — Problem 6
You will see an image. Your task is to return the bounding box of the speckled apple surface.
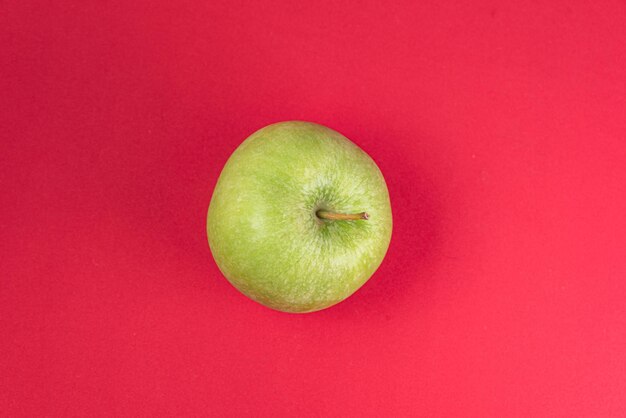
[207,121,392,312]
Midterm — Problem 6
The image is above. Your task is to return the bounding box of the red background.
[2,1,626,416]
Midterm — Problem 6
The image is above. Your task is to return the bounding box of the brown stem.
[316,210,369,221]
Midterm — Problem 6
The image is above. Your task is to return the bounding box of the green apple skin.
[207,121,392,313]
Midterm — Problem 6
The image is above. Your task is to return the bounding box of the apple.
[207,121,392,313]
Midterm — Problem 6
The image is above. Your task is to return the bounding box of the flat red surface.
[2,1,626,416]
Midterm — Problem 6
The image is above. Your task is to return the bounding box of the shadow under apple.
[117,116,443,319]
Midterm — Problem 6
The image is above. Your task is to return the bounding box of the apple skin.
[207,121,392,313]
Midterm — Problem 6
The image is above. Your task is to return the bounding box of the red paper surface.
[2,1,626,416]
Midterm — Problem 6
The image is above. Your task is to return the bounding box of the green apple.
[207,121,392,313]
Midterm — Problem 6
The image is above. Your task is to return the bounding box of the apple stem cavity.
[316,210,369,221]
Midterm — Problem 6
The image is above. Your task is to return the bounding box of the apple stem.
[316,210,369,221]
